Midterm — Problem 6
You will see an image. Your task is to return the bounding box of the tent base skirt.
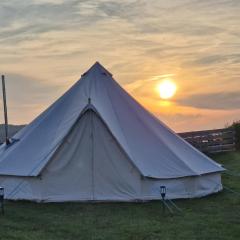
[0,173,222,202]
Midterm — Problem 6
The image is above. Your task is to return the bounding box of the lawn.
[0,152,240,240]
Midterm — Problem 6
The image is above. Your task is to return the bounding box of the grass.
[0,152,240,240]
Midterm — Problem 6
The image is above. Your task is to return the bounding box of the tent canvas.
[0,62,224,202]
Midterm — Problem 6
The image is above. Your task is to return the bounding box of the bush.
[230,121,240,150]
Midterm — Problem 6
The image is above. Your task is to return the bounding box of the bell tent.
[0,62,224,202]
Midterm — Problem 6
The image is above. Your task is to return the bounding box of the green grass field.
[0,151,240,240]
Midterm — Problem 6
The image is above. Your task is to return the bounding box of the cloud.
[0,0,105,45]
[4,73,61,102]
[0,0,233,48]
[177,91,240,110]
[0,74,64,124]
[157,112,202,122]
[189,54,240,66]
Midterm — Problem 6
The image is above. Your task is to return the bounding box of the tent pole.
[1,75,10,145]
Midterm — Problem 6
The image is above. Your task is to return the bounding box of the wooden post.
[1,75,10,145]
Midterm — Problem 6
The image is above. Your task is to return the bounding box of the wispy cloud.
[0,73,64,124]
[177,91,240,110]
[190,54,240,66]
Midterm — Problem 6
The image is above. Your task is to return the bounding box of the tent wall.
[141,173,222,200]
[0,173,222,202]
[0,110,223,202]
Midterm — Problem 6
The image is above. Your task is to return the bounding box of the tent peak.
[84,61,113,77]
[92,61,105,69]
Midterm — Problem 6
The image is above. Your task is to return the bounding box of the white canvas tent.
[0,62,224,202]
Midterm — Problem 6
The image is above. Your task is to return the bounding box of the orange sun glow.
[157,79,177,99]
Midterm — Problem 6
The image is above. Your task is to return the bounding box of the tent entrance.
[42,109,140,201]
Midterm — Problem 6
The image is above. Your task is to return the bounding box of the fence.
[179,128,235,154]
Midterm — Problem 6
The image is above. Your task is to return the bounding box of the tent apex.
[86,61,113,77]
[93,61,103,68]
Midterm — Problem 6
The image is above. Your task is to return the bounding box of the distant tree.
[228,121,240,150]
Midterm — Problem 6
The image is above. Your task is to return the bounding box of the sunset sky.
[0,0,240,132]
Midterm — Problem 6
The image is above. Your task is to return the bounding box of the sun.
[157,79,177,99]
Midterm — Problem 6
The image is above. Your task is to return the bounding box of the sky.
[0,0,240,132]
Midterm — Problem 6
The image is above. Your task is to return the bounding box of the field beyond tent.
[0,152,239,240]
